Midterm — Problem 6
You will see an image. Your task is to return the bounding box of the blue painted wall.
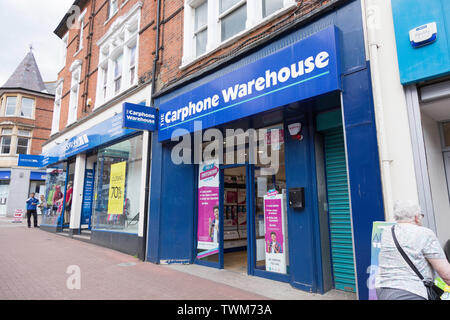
[341,64,385,300]
[147,0,384,299]
[392,0,450,84]
[148,131,196,263]
[283,112,324,293]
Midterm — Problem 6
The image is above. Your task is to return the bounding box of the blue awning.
[0,171,11,180]
[30,171,46,181]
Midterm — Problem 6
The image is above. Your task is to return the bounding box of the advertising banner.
[81,169,95,225]
[107,162,127,215]
[264,192,287,274]
[368,221,396,300]
[197,159,220,259]
[369,221,450,300]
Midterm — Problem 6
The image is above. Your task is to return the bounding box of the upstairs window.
[114,53,123,94]
[262,0,284,18]
[61,33,69,70]
[78,18,85,52]
[108,0,119,20]
[16,130,31,155]
[194,1,208,56]
[5,97,17,116]
[129,45,137,85]
[183,0,295,64]
[76,9,87,54]
[219,0,247,42]
[0,129,12,154]
[102,66,109,99]
[68,61,82,126]
[96,2,142,108]
[51,80,64,135]
[20,97,34,118]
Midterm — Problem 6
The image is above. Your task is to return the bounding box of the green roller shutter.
[323,128,356,292]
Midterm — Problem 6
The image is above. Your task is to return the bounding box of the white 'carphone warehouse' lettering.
[161,51,330,126]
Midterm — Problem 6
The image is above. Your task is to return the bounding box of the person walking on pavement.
[37,194,46,216]
[375,200,450,300]
[26,193,39,228]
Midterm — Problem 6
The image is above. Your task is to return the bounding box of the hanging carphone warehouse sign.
[158,26,341,142]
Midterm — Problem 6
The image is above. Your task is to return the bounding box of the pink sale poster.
[197,160,220,257]
[264,198,284,254]
[264,193,287,274]
[197,186,219,242]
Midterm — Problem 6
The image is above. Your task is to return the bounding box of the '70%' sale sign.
[108,161,127,215]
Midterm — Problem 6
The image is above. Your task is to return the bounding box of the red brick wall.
[56,0,157,133]
[156,0,331,93]
[30,95,54,154]
[0,93,54,155]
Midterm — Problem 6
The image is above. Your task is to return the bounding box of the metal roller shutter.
[323,128,356,292]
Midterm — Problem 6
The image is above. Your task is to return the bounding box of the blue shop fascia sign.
[42,112,137,167]
[157,26,341,142]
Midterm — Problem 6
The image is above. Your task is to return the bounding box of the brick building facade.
[0,50,55,216]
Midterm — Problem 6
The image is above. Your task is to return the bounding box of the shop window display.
[92,135,143,233]
[254,124,289,275]
[41,166,67,226]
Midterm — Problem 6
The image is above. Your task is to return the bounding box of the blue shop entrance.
[193,99,357,293]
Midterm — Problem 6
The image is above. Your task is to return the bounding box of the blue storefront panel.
[392,0,450,84]
[148,0,384,300]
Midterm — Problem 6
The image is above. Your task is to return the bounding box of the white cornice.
[97,1,143,47]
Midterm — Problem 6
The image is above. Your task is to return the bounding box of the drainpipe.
[365,0,394,220]
[83,0,96,113]
[151,0,162,104]
[142,0,162,261]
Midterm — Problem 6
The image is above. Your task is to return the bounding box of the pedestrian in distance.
[375,200,450,300]
[26,192,39,228]
[37,194,46,216]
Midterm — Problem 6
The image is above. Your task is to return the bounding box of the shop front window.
[254,124,289,275]
[92,135,143,233]
[41,166,67,226]
[0,180,9,216]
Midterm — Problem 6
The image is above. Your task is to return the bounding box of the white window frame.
[75,9,87,56]
[182,0,296,66]
[19,97,34,119]
[109,0,119,20]
[51,79,64,135]
[4,96,17,117]
[61,33,69,71]
[95,2,142,108]
[68,60,82,126]
[193,1,208,57]
[16,129,31,155]
[0,129,12,155]
[128,43,137,86]
[113,52,124,94]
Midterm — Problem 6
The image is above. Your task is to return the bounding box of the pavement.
[0,216,355,300]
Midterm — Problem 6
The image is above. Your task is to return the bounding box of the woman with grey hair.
[375,201,450,300]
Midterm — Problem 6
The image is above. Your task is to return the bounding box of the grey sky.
[0,0,74,86]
